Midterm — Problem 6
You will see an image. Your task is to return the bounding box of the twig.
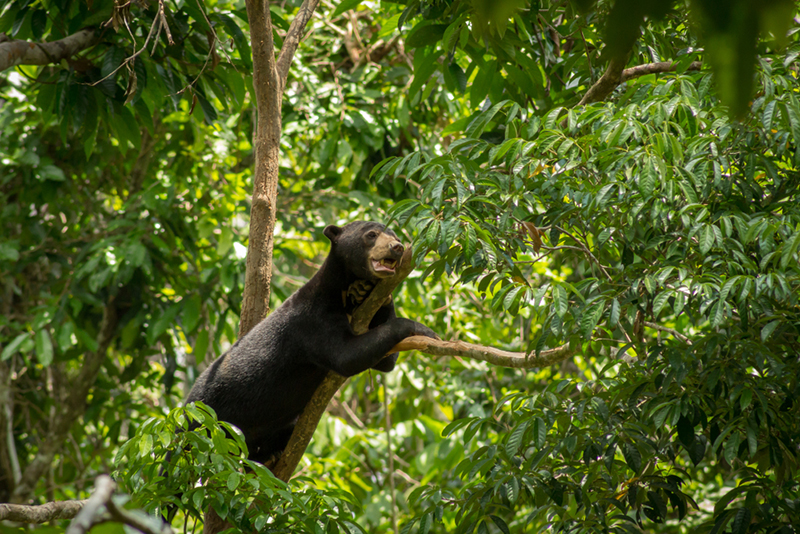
[555,226,613,281]
[643,321,692,344]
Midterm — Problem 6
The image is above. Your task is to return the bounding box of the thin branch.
[275,0,322,90]
[391,336,575,368]
[555,226,613,281]
[65,476,116,534]
[643,321,692,344]
[620,61,702,82]
[0,29,98,72]
[3,475,172,534]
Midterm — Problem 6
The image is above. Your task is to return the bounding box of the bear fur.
[185,221,437,464]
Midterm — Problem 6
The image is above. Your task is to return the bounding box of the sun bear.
[185,221,437,464]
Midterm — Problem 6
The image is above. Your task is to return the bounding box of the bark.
[392,336,575,368]
[238,0,283,337]
[11,301,117,503]
[1,475,171,534]
[0,499,87,523]
[0,29,98,72]
[577,56,627,106]
[620,60,702,82]
[579,58,703,105]
[238,0,323,337]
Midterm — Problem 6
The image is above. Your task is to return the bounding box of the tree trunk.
[239,0,282,337]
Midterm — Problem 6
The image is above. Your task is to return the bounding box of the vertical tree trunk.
[239,0,282,337]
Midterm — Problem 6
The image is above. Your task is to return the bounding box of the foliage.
[374,31,800,534]
[116,402,364,533]
[2,0,800,533]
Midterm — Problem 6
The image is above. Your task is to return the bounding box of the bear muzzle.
[369,235,404,277]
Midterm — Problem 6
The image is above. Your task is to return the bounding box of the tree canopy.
[1,0,799,533]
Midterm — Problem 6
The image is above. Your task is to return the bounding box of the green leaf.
[408,51,438,100]
[447,62,467,94]
[731,507,751,534]
[2,333,30,361]
[622,443,642,473]
[226,471,241,491]
[532,417,546,448]
[760,319,780,342]
[405,23,448,49]
[780,227,800,268]
[39,164,65,181]
[552,284,568,317]
[35,329,53,366]
[700,225,714,255]
[194,329,210,365]
[331,0,363,18]
[580,300,604,338]
[146,303,182,345]
[216,13,252,69]
[505,420,528,457]
[489,515,510,534]
[182,294,203,333]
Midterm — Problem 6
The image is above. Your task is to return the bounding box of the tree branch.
[0,499,88,523]
[0,29,98,72]
[270,246,416,481]
[578,58,703,105]
[577,56,627,106]
[1,475,171,534]
[276,0,321,89]
[620,60,702,82]
[239,0,282,337]
[392,336,574,368]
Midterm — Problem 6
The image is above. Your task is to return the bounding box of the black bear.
[185,221,437,463]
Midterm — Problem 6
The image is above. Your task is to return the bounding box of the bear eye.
[367,231,378,239]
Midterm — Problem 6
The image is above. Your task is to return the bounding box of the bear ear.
[324,225,343,243]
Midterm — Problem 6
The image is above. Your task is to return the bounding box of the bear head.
[324,221,405,281]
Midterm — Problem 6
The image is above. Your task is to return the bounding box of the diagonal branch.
[276,0,321,90]
[0,29,98,72]
[620,60,701,82]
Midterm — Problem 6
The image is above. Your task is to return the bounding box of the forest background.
[1,0,799,533]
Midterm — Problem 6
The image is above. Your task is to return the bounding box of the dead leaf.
[521,221,542,252]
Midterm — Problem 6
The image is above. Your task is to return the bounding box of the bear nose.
[392,242,404,254]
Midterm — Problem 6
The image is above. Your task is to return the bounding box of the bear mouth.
[371,258,397,275]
